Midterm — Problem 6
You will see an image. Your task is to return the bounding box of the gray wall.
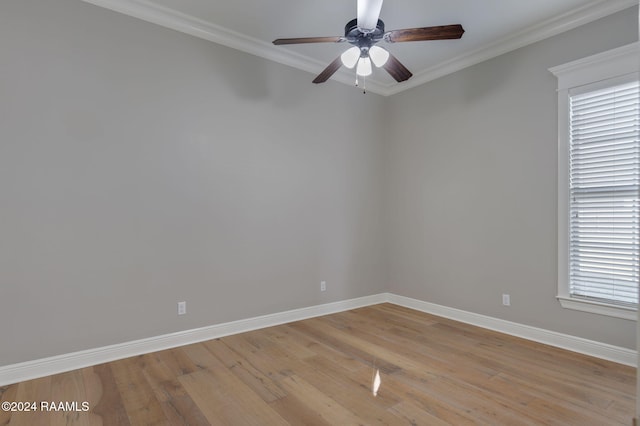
[384,7,639,349]
[0,0,386,365]
[0,0,637,367]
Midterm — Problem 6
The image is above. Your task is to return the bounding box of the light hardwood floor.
[0,303,635,425]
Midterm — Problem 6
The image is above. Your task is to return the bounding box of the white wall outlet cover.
[502,294,510,306]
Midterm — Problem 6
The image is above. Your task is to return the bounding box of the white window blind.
[568,77,640,307]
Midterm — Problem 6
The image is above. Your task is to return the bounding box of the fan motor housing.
[344,18,385,48]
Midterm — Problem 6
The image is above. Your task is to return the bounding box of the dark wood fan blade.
[273,36,343,45]
[383,53,412,82]
[312,56,343,84]
[386,24,464,43]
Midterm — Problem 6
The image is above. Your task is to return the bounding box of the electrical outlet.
[178,301,186,315]
[320,281,327,292]
[502,294,510,306]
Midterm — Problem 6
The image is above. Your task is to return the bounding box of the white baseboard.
[386,293,637,367]
[1,292,635,386]
[0,294,385,386]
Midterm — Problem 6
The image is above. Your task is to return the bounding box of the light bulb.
[356,57,372,77]
[341,46,360,69]
[369,46,389,67]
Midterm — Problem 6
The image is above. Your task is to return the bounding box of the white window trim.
[550,42,639,321]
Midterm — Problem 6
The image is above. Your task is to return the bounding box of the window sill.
[557,296,636,321]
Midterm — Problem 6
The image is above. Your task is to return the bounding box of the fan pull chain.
[354,73,366,94]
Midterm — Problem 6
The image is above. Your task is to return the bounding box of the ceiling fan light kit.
[273,0,464,89]
[341,46,360,69]
[369,46,389,67]
[356,56,373,77]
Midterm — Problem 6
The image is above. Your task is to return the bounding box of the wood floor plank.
[158,348,203,377]
[203,339,287,403]
[300,354,402,410]
[330,315,553,421]
[292,359,406,424]
[0,384,18,425]
[461,339,631,412]
[281,325,367,373]
[179,369,288,425]
[109,357,169,425]
[371,305,633,416]
[154,379,211,426]
[9,376,51,426]
[388,400,451,426]
[1,304,635,425]
[289,319,404,374]
[80,367,103,425]
[180,343,289,424]
[48,369,102,426]
[137,352,210,425]
[90,363,131,426]
[261,326,318,360]
[276,374,364,425]
[177,369,245,426]
[219,334,294,382]
[268,395,333,426]
[374,373,480,425]
[392,366,534,425]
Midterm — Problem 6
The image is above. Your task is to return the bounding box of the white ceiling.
[82,0,637,95]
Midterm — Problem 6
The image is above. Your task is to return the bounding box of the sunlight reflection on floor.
[372,368,381,397]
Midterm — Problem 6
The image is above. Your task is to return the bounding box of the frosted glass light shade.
[369,46,389,67]
[341,47,360,69]
[356,57,372,76]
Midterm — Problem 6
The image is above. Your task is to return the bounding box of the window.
[570,78,639,306]
[550,43,639,320]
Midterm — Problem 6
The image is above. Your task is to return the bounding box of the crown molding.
[381,0,639,95]
[549,42,639,89]
[81,0,637,97]
[80,0,388,95]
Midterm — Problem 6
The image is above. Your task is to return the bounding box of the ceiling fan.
[272,0,464,87]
